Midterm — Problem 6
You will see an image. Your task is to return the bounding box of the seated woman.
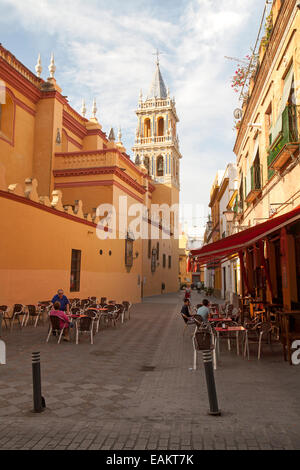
[50,301,71,341]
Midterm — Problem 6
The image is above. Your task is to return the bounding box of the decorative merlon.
[24,178,39,202]
[1,174,97,224]
[8,183,24,197]
[74,200,84,219]
[39,196,52,207]
[51,189,64,211]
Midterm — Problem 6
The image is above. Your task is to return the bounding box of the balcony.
[134,135,180,147]
[245,164,263,204]
[268,105,299,177]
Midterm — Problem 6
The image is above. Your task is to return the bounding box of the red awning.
[190,205,300,265]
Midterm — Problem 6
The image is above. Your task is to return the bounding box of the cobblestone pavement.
[0,291,299,450]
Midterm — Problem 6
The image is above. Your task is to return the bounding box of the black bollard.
[32,352,45,413]
[202,350,221,416]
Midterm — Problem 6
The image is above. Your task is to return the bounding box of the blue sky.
[0,0,267,233]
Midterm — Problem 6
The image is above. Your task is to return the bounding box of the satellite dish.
[234,108,243,120]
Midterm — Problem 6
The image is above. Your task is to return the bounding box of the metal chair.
[25,305,41,328]
[0,305,11,329]
[181,313,197,336]
[115,304,125,324]
[101,305,118,328]
[46,316,66,344]
[85,309,99,333]
[75,316,94,345]
[11,304,26,330]
[122,301,132,322]
[257,322,275,360]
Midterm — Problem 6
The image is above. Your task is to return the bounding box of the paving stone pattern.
[0,291,299,450]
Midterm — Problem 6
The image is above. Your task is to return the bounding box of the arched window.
[0,88,15,145]
[157,117,164,136]
[144,156,150,175]
[144,118,151,138]
[157,155,164,177]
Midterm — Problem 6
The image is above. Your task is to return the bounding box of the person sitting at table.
[51,289,70,315]
[196,299,210,323]
[50,301,71,342]
[181,299,193,323]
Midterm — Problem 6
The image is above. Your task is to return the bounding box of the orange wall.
[0,192,142,305]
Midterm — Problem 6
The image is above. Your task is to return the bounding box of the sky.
[0,0,267,235]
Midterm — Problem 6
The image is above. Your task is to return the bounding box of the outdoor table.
[208,318,232,323]
[215,326,249,359]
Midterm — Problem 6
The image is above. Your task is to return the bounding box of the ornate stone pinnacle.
[48,52,56,78]
[81,99,87,118]
[35,53,42,78]
[118,127,122,142]
[92,98,97,118]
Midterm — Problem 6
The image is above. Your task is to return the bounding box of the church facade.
[0,45,180,305]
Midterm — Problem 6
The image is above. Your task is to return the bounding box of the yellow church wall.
[0,190,142,306]
[0,85,36,188]
[33,96,64,197]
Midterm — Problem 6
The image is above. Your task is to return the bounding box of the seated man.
[51,289,70,314]
[50,301,71,341]
[196,299,210,323]
[181,299,193,324]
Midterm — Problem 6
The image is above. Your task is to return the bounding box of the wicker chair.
[85,309,100,333]
[181,313,197,336]
[46,316,67,344]
[101,305,118,328]
[257,322,277,360]
[115,304,125,324]
[0,305,11,329]
[75,316,94,344]
[25,305,41,328]
[122,301,132,322]
[10,304,26,330]
[79,299,90,310]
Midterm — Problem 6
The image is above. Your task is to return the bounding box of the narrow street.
[0,292,299,450]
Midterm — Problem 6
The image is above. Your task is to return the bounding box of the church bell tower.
[132,55,182,189]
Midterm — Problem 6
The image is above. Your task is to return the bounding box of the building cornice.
[0,55,42,103]
[53,165,147,196]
